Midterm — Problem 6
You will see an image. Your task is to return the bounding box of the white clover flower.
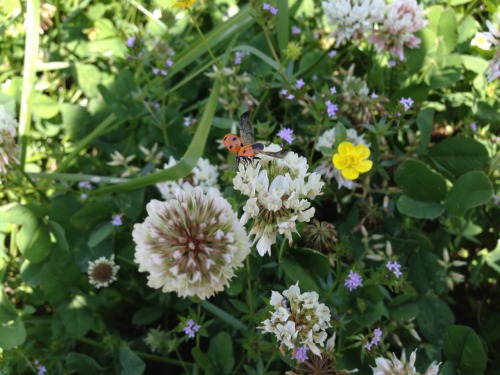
[156,156,219,200]
[87,255,120,288]
[260,282,331,356]
[372,349,441,375]
[0,110,18,173]
[314,127,370,189]
[368,0,428,61]
[233,146,324,256]
[132,187,250,300]
[322,0,387,46]
[471,32,492,50]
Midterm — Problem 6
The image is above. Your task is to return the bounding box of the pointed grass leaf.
[87,222,115,248]
[429,137,489,178]
[280,257,319,292]
[416,107,434,154]
[397,195,445,219]
[395,159,447,202]
[277,0,289,52]
[201,301,246,330]
[444,325,486,374]
[445,171,493,216]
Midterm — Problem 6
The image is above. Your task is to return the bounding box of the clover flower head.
[322,0,387,46]
[345,270,363,291]
[315,127,370,189]
[368,0,428,60]
[486,51,500,81]
[87,255,120,288]
[333,141,373,180]
[156,156,219,200]
[260,283,331,356]
[0,110,18,173]
[372,349,441,375]
[233,146,324,256]
[277,128,294,144]
[133,187,251,299]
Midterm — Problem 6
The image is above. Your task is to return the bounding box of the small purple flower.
[34,360,47,375]
[387,260,403,278]
[127,36,136,48]
[345,270,363,291]
[330,87,337,95]
[400,97,414,111]
[263,3,278,14]
[494,194,499,205]
[280,89,288,96]
[325,100,338,118]
[292,26,302,35]
[183,319,201,339]
[234,51,245,65]
[388,60,396,67]
[286,93,295,100]
[81,193,88,200]
[328,50,337,58]
[312,75,318,81]
[470,122,477,133]
[184,116,194,127]
[296,78,305,89]
[365,327,382,351]
[152,103,160,110]
[294,346,309,363]
[269,5,278,15]
[112,214,123,227]
[153,68,167,76]
[313,32,320,39]
[371,92,378,99]
[277,128,294,144]
[165,58,173,68]
[78,181,92,189]
[263,2,270,10]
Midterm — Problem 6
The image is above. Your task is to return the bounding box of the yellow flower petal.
[342,167,359,180]
[355,159,373,173]
[332,154,347,170]
[354,144,370,159]
[171,0,196,8]
[338,141,354,155]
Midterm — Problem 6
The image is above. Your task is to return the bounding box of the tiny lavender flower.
[400,97,414,111]
[345,270,363,291]
[386,260,402,278]
[183,319,201,339]
[78,181,92,189]
[263,3,278,14]
[296,78,305,89]
[234,51,245,64]
[111,214,123,226]
[277,128,294,144]
[329,50,337,58]
[330,87,337,94]
[260,283,331,355]
[365,327,383,350]
[34,360,47,375]
[133,187,250,299]
[292,25,302,34]
[325,100,338,118]
[286,93,295,100]
[470,122,478,132]
[127,36,136,47]
[294,346,309,363]
[87,255,120,288]
[165,58,174,68]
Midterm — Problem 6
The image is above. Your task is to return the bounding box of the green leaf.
[60,103,91,141]
[31,93,60,119]
[461,55,489,74]
[192,347,216,375]
[66,353,104,373]
[276,0,289,53]
[201,301,247,330]
[132,308,163,325]
[427,54,462,89]
[416,107,435,154]
[120,346,146,375]
[280,257,319,292]
[70,200,114,230]
[47,220,70,251]
[417,294,455,345]
[397,195,445,219]
[445,171,494,216]
[438,9,458,53]
[87,222,115,248]
[0,317,26,350]
[389,303,419,321]
[74,63,105,98]
[289,247,331,276]
[208,332,234,375]
[40,251,80,305]
[395,160,447,202]
[234,45,280,71]
[444,325,487,374]
[0,291,18,323]
[58,295,94,337]
[429,137,489,178]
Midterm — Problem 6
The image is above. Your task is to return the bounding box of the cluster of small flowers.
[183,319,201,339]
[111,214,123,226]
[263,2,278,15]
[281,88,295,100]
[132,187,251,299]
[87,255,120,288]
[372,349,441,375]
[322,0,427,60]
[277,128,294,144]
[234,50,250,65]
[233,146,324,256]
[34,360,47,375]
[153,56,174,76]
[260,283,331,355]
[0,109,18,173]
[315,126,371,189]
[78,181,92,200]
[386,260,402,278]
[345,270,363,291]
[156,156,219,200]
[400,97,414,111]
[365,327,383,350]
[184,115,197,127]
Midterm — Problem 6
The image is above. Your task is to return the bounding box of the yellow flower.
[171,0,196,9]
[332,141,373,180]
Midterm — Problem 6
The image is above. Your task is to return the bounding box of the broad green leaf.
[280,257,319,292]
[416,107,435,154]
[427,54,462,89]
[397,195,445,219]
[445,171,493,216]
[461,55,489,74]
[120,346,146,375]
[60,103,91,141]
[31,93,59,119]
[289,247,331,276]
[395,160,447,202]
[87,222,115,248]
[47,220,70,251]
[417,294,455,345]
[58,295,94,337]
[0,317,26,350]
[429,137,489,178]
[444,325,486,374]
[70,201,114,230]
[389,303,419,321]
[457,15,477,48]
[40,251,80,305]
[192,347,216,375]
[132,308,163,326]
[208,332,234,375]
[74,63,105,98]
[0,292,18,323]
[66,353,105,373]
[438,9,458,53]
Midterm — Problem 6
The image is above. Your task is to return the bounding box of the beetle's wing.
[239,111,255,146]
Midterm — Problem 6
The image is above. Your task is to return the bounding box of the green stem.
[27,172,127,184]
[18,0,40,170]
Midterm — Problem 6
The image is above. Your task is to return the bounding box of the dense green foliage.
[0,0,499,374]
